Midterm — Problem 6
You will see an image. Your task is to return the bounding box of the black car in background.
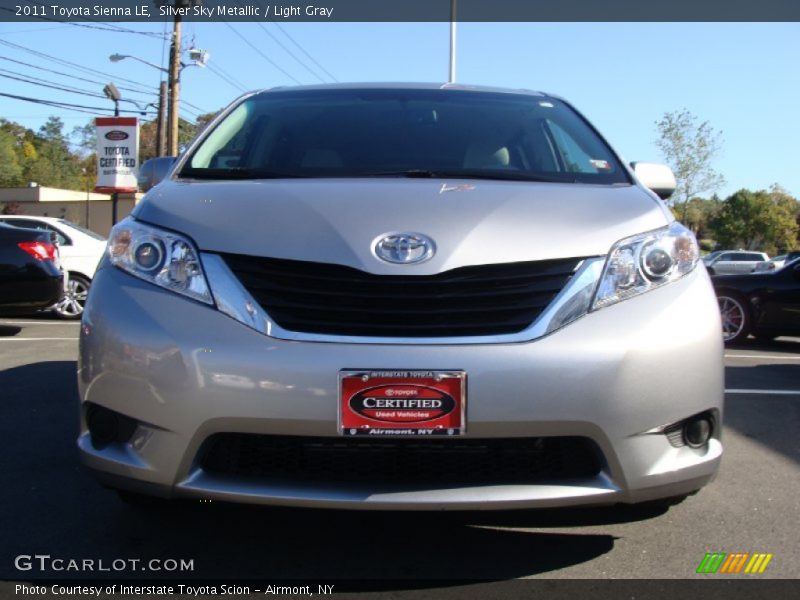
[712,258,800,343]
[0,223,64,313]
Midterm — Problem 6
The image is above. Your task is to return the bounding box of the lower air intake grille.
[200,434,602,486]
[221,254,584,337]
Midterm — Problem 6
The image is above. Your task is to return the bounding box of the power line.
[0,25,68,36]
[206,62,249,94]
[273,22,338,82]
[0,91,157,116]
[223,22,303,85]
[0,68,165,115]
[0,69,109,100]
[0,52,211,116]
[16,1,168,39]
[254,21,327,83]
[235,0,328,83]
[0,38,154,93]
[0,55,158,99]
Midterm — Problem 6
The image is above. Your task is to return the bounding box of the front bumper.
[78,263,723,510]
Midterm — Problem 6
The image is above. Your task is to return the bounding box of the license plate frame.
[339,370,466,437]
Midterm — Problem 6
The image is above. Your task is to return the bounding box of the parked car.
[703,250,769,275]
[753,251,800,273]
[712,257,800,343]
[79,83,723,511]
[0,223,64,313]
[0,216,106,318]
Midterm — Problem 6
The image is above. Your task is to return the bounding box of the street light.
[109,49,208,157]
[102,82,121,116]
[109,53,166,73]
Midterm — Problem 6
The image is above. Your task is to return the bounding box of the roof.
[259,82,547,97]
[0,186,110,203]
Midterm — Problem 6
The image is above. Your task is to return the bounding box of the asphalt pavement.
[0,317,798,586]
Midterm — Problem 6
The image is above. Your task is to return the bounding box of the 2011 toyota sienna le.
[78,83,723,510]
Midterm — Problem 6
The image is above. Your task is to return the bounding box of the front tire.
[52,273,90,319]
[718,293,750,343]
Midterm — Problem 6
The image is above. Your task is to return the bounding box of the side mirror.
[631,162,677,200]
[138,156,177,192]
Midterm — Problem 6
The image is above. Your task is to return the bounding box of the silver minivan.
[704,250,769,275]
[78,84,723,510]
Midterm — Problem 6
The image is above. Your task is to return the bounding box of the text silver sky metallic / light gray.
[78,83,723,510]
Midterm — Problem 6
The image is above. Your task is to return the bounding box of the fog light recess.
[683,417,713,449]
[86,404,137,449]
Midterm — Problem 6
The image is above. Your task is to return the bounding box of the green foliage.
[195,111,220,133]
[710,188,799,255]
[655,109,725,219]
[0,128,24,186]
[0,113,218,192]
[698,238,717,253]
[670,195,722,238]
[15,116,84,190]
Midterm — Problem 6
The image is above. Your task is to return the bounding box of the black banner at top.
[1,0,799,22]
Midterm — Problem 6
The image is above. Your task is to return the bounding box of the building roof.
[0,186,111,202]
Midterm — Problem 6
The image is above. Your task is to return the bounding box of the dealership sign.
[95,117,139,193]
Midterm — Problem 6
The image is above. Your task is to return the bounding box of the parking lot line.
[0,337,78,341]
[0,320,80,325]
[724,353,800,361]
[725,388,800,395]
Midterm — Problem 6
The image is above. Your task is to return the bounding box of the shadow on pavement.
[724,364,800,466]
[0,360,631,585]
[726,336,800,354]
[0,325,21,337]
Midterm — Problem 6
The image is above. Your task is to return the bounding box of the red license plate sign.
[340,371,466,436]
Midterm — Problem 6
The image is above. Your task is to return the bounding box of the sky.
[0,20,798,198]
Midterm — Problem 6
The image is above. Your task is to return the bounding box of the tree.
[0,128,24,186]
[710,189,798,255]
[1,201,24,215]
[195,110,220,134]
[655,109,726,221]
[71,122,96,157]
[26,117,83,189]
[668,195,722,239]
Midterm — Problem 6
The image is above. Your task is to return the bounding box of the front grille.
[200,434,602,486]
[221,254,584,337]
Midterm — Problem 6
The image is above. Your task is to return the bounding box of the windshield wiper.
[350,169,568,183]
[180,167,306,180]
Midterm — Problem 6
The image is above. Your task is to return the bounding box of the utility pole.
[156,80,167,157]
[449,0,457,83]
[167,13,182,156]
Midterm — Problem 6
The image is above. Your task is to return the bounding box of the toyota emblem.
[374,233,436,264]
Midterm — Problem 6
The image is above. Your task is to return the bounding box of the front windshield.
[182,88,629,185]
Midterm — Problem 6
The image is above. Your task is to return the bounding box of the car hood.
[134,179,668,274]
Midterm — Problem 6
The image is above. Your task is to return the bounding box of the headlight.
[592,222,699,310]
[107,218,213,305]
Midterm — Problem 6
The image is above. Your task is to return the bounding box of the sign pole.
[112,103,119,226]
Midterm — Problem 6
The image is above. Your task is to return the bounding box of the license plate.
[339,370,466,436]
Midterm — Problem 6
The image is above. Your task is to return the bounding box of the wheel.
[52,273,90,319]
[717,293,749,343]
